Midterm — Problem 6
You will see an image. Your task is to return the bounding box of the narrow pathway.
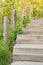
[11,18,43,65]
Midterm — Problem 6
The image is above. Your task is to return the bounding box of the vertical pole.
[13,10,16,30]
[4,16,9,44]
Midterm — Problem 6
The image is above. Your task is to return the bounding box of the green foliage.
[23,16,30,27]
[0,0,43,17]
[38,7,42,18]
[32,7,37,17]
[0,42,11,65]
[8,31,15,51]
[8,28,22,51]
[0,26,3,39]
[2,1,10,16]
[8,19,22,51]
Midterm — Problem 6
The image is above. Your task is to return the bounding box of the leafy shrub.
[0,42,11,65]
[32,7,37,17]
[8,31,15,51]
[32,7,42,18]
[38,10,42,18]
[8,24,22,51]
[0,28,3,39]
[23,16,30,27]
[8,29,22,50]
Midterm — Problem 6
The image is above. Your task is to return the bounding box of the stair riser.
[11,61,43,65]
[26,25,43,27]
[16,40,43,44]
[22,28,43,33]
[22,31,43,34]
[13,54,43,62]
[22,27,43,30]
[26,23,43,26]
[23,30,43,32]
[26,24,43,27]
[13,48,43,54]
[22,27,43,34]
[17,36,43,42]
[17,38,43,41]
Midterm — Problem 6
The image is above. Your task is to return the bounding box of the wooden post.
[4,16,9,44]
[13,10,16,30]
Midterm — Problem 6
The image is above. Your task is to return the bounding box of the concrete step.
[25,18,43,28]
[22,29,43,34]
[22,30,43,34]
[31,18,43,23]
[26,23,43,28]
[13,44,43,54]
[17,34,43,40]
[26,24,43,27]
[22,28,43,32]
[13,44,43,61]
[16,40,43,44]
[11,61,43,65]
[25,25,43,28]
[25,29,43,31]
[13,53,43,61]
[25,26,43,30]
[16,34,43,44]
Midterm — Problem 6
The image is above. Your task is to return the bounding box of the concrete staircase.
[11,18,43,65]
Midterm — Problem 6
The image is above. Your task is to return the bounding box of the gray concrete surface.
[11,61,43,65]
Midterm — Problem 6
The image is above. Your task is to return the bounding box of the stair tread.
[14,44,43,49]
[11,61,43,65]
[17,34,43,37]
[22,30,43,32]
[17,35,43,40]
[13,53,43,55]
[22,30,43,34]
[22,29,43,31]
